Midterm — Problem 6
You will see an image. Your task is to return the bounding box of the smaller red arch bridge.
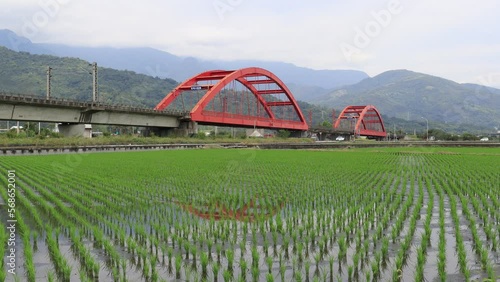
[155,67,308,131]
[334,105,386,138]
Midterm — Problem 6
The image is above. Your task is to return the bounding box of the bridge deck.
[0,93,185,128]
[0,93,186,116]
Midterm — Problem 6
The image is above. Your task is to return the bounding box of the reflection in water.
[175,197,286,222]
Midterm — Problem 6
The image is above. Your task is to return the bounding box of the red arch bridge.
[309,105,387,140]
[154,67,309,132]
[332,105,387,139]
[0,68,386,139]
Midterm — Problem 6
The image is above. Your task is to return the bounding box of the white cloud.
[0,0,498,85]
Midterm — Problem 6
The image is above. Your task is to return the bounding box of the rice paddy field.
[0,147,499,282]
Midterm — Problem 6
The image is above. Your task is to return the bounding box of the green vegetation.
[0,46,177,107]
[1,46,496,134]
[0,133,314,147]
[317,69,500,131]
[0,148,498,281]
[0,46,343,127]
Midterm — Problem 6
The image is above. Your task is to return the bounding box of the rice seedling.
[305,260,311,282]
[0,225,6,281]
[223,269,232,282]
[252,266,260,282]
[199,252,209,279]
[175,253,182,280]
[437,188,447,282]
[294,268,303,282]
[266,272,274,282]
[265,255,274,274]
[0,148,498,281]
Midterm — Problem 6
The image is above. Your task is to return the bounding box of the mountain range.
[0,29,498,132]
[315,70,500,128]
[0,46,178,106]
[0,45,335,128]
[0,29,367,101]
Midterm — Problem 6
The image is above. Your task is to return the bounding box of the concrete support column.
[144,121,198,138]
[58,123,92,138]
[178,120,198,136]
[290,130,308,138]
[145,127,171,137]
[189,121,198,135]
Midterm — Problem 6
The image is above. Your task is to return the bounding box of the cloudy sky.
[1,0,499,87]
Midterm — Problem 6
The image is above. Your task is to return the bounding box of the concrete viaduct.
[0,94,194,136]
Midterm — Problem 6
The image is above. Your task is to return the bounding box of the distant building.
[247,129,264,138]
[83,124,92,138]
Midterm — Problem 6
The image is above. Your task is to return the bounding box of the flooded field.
[0,147,499,281]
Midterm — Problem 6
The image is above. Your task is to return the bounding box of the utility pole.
[91,62,98,103]
[421,117,429,141]
[332,109,336,127]
[393,124,396,142]
[46,66,52,99]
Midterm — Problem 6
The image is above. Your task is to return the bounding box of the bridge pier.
[58,123,92,138]
[144,127,170,137]
[289,131,308,138]
[145,121,198,137]
[179,121,198,136]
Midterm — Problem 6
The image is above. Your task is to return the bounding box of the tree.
[320,121,332,128]
[461,133,478,141]
[277,130,290,139]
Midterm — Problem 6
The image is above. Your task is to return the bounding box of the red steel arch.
[155,67,308,131]
[334,105,386,138]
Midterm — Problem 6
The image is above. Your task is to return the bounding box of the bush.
[6,130,27,139]
[461,133,478,141]
[39,128,52,137]
[320,121,332,127]
[195,132,207,139]
[50,132,64,138]
[277,130,290,139]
